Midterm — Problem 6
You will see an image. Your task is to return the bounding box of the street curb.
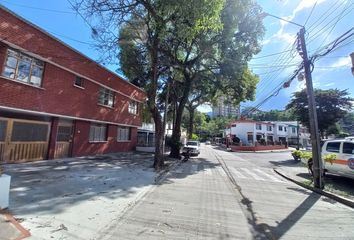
[274,168,354,209]
[154,159,182,183]
[0,209,31,240]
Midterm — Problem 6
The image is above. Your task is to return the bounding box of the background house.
[0,6,145,163]
[226,120,274,145]
[225,120,310,147]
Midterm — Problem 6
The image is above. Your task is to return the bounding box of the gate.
[0,117,50,163]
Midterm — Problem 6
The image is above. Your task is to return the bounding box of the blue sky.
[248,0,354,111]
[1,0,353,112]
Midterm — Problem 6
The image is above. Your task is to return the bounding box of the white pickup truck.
[303,138,354,179]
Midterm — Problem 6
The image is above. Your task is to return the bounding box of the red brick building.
[0,6,146,163]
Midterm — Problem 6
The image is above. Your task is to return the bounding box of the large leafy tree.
[286,89,353,137]
[77,0,264,164]
[163,0,264,157]
[76,0,227,169]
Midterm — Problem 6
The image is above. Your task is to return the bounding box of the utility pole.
[298,27,324,189]
[350,52,354,76]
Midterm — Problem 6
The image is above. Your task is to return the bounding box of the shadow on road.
[258,192,321,239]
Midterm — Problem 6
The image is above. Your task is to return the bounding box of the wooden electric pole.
[298,27,324,189]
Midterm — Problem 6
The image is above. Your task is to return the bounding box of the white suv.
[182,141,200,156]
[321,139,354,179]
[303,139,354,179]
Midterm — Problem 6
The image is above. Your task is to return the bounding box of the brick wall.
[0,7,145,127]
[72,121,137,156]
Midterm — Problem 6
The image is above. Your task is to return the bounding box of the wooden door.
[54,121,73,159]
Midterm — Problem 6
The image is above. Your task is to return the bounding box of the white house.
[272,122,288,143]
[226,120,275,145]
[281,121,311,148]
[225,120,310,146]
[137,122,187,152]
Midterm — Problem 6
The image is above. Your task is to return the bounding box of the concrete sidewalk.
[274,164,354,208]
[0,210,31,240]
[1,152,178,240]
[98,156,253,239]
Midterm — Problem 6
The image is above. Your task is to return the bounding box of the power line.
[306,1,353,44]
[0,1,75,14]
[304,1,318,26]
[252,49,292,59]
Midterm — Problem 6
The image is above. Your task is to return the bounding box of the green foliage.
[338,112,354,136]
[190,133,199,140]
[78,0,265,161]
[292,150,337,165]
[300,151,312,160]
[323,153,337,165]
[286,89,353,137]
[292,150,302,158]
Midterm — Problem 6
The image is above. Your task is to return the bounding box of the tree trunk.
[148,35,164,170]
[188,106,195,139]
[153,108,164,169]
[169,73,193,158]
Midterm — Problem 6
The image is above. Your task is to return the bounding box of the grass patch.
[302,177,354,201]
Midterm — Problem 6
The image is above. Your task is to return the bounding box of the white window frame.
[2,48,44,87]
[98,87,115,107]
[278,126,283,131]
[118,127,131,141]
[256,124,262,130]
[267,125,272,131]
[74,76,84,88]
[89,123,107,142]
[128,101,138,114]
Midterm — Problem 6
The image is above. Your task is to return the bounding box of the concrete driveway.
[3,152,160,240]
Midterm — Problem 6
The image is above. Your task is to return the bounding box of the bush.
[191,133,199,140]
[291,150,337,165]
[301,151,312,160]
[291,150,302,161]
[324,153,337,165]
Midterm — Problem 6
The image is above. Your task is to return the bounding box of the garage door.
[0,118,50,163]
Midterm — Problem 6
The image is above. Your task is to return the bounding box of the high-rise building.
[212,96,240,118]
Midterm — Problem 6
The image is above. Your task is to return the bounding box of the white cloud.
[273,0,327,44]
[329,56,351,68]
[293,0,326,18]
[324,82,335,87]
[261,38,271,46]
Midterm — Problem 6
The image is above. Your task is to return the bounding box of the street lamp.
[262,12,324,188]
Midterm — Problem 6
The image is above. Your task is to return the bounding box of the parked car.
[302,139,354,179]
[205,140,211,145]
[182,140,200,156]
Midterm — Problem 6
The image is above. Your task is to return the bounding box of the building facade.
[225,120,310,147]
[212,96,240,118]
[0,6,145,163]
[226,120,274,145]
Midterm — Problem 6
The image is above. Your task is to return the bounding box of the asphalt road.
[211,145,354,239]
[100,144,354,239]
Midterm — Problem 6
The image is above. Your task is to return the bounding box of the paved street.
[98,145,354,239]
[3,145,354,239]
